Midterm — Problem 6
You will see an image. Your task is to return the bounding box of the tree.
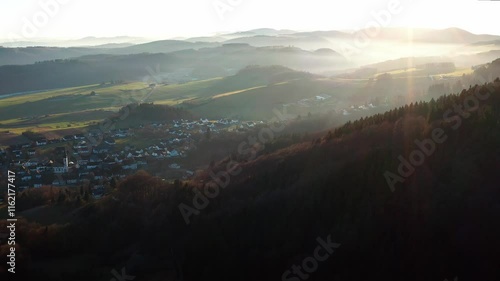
[83,190,90,202]
[57,190,66,205]
[206,127,211,141]
[110,177,117,189]
[42,173,56,186]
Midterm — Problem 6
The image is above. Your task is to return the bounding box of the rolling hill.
[0,45,347,96]
[106,40,220,55]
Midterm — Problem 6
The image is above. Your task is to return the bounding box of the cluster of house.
[340,103,381,116]
[0,117,266,199]
[1,143,145,199]
[164,118,242,131]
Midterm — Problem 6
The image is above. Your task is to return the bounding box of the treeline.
[113,103,194,123]
[427,58,500,98]
[14,185,94,212]
[332,79,500,138]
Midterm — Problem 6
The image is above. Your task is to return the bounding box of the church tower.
[63,148,69,172]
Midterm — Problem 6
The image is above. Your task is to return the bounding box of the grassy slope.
[0,66,317,132]
[191,78,365,119]
[0,80,216,133]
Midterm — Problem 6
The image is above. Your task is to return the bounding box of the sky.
[1,0,499,41]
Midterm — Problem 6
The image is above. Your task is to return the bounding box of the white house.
[53,165,68,174]
[169,163,181,169]
[74,141,87,149]
[123,163,138,170]
[67,178,79,185]
[168,150,180,157]
[25,159,39,167]
[21,175,32,182]
[87,164,98,170]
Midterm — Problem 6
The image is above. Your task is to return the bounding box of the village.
[0,117,266,200]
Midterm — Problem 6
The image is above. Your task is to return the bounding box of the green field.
[0,80,218,134]
[0,68,328,134]
[377,67,474,79]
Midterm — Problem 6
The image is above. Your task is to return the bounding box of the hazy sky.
[1,0,499,40]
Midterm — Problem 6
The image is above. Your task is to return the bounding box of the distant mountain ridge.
[2,27,499,66]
